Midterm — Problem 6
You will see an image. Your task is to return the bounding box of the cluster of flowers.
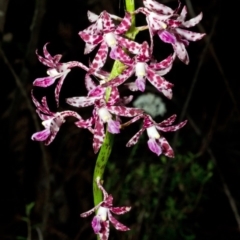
[31,0,204,238]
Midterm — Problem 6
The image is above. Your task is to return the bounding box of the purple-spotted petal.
[115,12,131,35]
[89,41,108,74]
[54,74,67,107]
[85,74,97,92]
[157,114,177,126]
[102,11,115,31]
[146,67,173,98]
[93,117,105,153]
[143,0,174,15]
[157,119,187,132]
[102,66,134,88]
[150,54,175,71]
[173,41,189,64]
[107,106,143,118]
[108,211,130,231]
[182,12,203,28]
[159,136,174,158]
[99,221,110,240]
[88,85,105,97]
[111,47,132,64]
[174,28,205,42]
[116,35,141,55]
[66,96,97,108]
[75,117,93,129]
[126,128,145,147]
[110,206,131,215]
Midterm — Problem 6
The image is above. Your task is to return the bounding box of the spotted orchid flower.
[126,114,187,157]
[136,0,205,64]
[134,0,175,52]
[66,74,122,110]
[101,41,174,99]
[31,91,84,145]
[66,74,143,153]
[79,10,141,74]
[80,177,131,240]
[33,43,89,106]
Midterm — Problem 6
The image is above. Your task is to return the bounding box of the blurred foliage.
[105,151,214,240]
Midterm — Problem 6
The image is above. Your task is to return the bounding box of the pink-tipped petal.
[109,47,118,60]
[158,30,176,44]
[107,119,121,134]
[31,129,50,142]
[92,216,102,234]
[33,76,56,87]
[147,138,162,156]
[136,77,146,92]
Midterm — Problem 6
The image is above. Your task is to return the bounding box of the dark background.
[0,0,239,239]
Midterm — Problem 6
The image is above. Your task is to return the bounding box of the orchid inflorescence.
[30,0,204,238]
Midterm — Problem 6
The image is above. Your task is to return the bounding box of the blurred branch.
[0,47,38,127]
[26,0,46,65]
[174,16,218,140]
[185,0,240,117]
[0,0,9,40]
[187,114,240,231]
[36,227,43,240]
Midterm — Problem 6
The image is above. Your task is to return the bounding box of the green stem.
[92,0,137,229]
[93,131,114,206]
